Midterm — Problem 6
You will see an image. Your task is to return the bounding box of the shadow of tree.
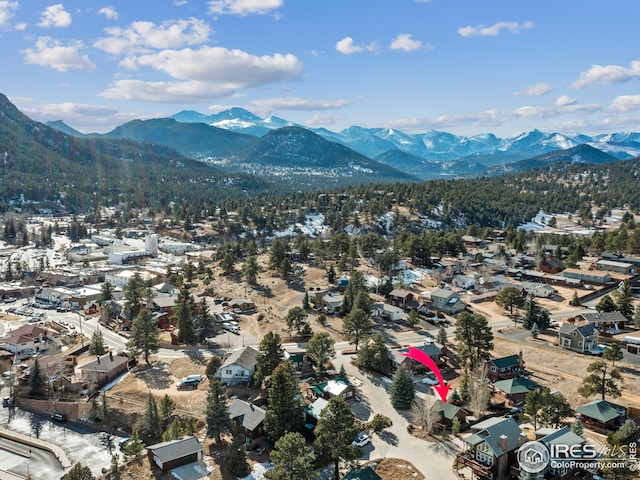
[377,430,400,446]
[30,414,44,438]
[185,349,207,364]
[428,437,461,458]
[101,432,115,455]
[134,365,173,390]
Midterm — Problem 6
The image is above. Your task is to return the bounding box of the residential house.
[453,274,477,291]
[371,302,404,322]
[429,288,466,314]
[304,397,329,424]
[455,417,526,480]
[390,342,444,372]
[576,399,627,434]
[515,427,588,480]
[595,260,636,275]
[283,345,312,373]
[521,282,557,298]
[388,289,415,309]
[342,465,382,480]
[229,298,257,313]
[434,402,468,429]
[75,352,130,388]
[0,324,61,356]
[562,268,611,285]
[229,399,266,440]
[147,436,202,472]
[484,353,525,383]
[558,324,598,354]
[462,235,485,248]
[574,311,628,331]
[307,377,356,402]
[322,293,344,314]
[152,294,176,316]
[539,259,564,274]
[215,346,259,385]
[490,377,542,407]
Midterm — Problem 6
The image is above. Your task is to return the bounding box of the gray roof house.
[147,436,202,472]
[558,323,598,354]
[455,417,526,480]
[215,346,259,385]
[429,288,466,314]
[229,399,266,439]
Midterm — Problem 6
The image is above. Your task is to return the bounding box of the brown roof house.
[0,324,61,357]
[74,352,130,389]
[388,289,416,310]
[147,436,202,472]
[455,417,527,480]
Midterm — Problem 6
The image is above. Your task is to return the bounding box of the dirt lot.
[365,458,425,480]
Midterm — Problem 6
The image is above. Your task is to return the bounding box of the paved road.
[0,436,64,480]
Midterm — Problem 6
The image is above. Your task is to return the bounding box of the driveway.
[336,348,462,479]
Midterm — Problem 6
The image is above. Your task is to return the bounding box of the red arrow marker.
[401,346,450,403]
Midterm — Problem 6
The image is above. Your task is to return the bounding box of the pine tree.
[254,332,284,386]
[265,432,316,480]
[437,327,448,346]
[122,429,144,461]
[327,264,336,284]
[530,322,540,339]
[126,309,159,365]
[406,309,419,328]
[264,362,303,443]
[454,312,494,371]
[173,286,197,344]
[197,298,216,340]
[223,437,250,478]
[578,360,623,400]
[306,332,336,373]
[342,307,373,351]
[284,307,309,336]
[88,329,106,356]
[61,463,96,480]
[159,394,177,428]
[389,366,415,410]
[29,357,46,396]
[314,396,361,480]
[614,280,634,318]
[144,392,161,441]
[302,291,310,310]
[242,255,261,285]
[206,378,232,443]
[123,273,145,318]
[571,418,584,438]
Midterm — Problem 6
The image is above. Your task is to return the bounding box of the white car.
[352,433,371,447]
[416,374,439,385]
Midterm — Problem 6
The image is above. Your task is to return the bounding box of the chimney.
[520,432,529,446]
[518,350,524,369]
[499,434,508,455]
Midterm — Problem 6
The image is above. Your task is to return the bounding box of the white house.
[215,347,259,385]
[521,282,557,298]
[372,302,404,321]
[452,274,478,290]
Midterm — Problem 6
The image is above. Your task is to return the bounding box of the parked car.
[589,344,606,356]
[51,413,67,422]
[352,432,371,447]
[182,374,204,384]
[177,379,198,390]
[416,373,439,385]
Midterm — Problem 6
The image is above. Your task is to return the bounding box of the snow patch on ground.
[240,462,274,480]
[273,213,329,239]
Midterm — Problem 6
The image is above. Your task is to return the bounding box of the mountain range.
[47,107,640,181]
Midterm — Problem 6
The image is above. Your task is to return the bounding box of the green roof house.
[576,399,627,434]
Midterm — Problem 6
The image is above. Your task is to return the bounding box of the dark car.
[51,413,67,422]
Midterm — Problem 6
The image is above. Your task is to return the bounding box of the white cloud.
[335,37,363,55]
[335,37,378,55]
[457,20,534,37]
[306,114,344,126]
[555,95,577,107]
[389,34,425,52]
[94,18,211,55]
[571,60,640,89]
[15,22,26,30]
[98,6,118,20]
[0,1,19,27]
[250,97,349,111]
[609,95,640,113]
[23,37,96,72]
[101,46,302,103]
[38,4,72,28]
[513,82,552,96]
[208,0,283,16]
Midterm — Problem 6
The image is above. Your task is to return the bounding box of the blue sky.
[2,0,640,136]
